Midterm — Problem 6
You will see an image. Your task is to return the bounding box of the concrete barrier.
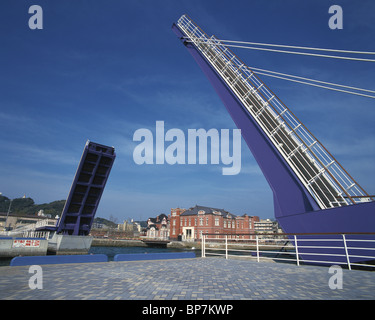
[0,237,48,258]
[114,252,196,262]
[10,254,108,266]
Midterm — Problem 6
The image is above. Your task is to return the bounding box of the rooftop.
[180,205,250,219]
[181,205,233,217]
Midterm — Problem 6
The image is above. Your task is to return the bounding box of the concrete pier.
[47,234,93,255]
[0,237,48,258]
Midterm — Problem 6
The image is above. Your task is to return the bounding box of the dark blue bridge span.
[57,141,116,236]
[39,141,116,236]
[172,15,375,238]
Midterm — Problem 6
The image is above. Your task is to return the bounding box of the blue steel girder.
[172,22,318,217]
[56,141,116,236]
[172,15,374,220]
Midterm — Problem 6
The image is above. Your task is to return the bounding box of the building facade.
[145,214,169,240]
[254,219,283,238]
[169,205,259,241]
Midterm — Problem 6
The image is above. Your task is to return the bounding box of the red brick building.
[169,205,259,241]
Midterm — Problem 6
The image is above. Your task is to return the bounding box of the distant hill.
[93,217,118,228]
[0,195,65,217]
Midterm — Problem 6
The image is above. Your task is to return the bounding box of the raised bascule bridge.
[42,140,116,254]
[172,15,375,265]
[2,140,116,256]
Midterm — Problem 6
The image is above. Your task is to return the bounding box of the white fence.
[0,219,56,239]
[201,233,375,270]
[0,230,50,239]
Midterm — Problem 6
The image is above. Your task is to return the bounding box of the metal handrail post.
[294,235,300,266]
[201,234,204,258]
[342,234,351,270]
[256,235,259,262]
[225,235,228,259]
[202,235,206,258]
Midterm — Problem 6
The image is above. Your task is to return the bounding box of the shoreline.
[91,238,199,249]
[91,238,287,251]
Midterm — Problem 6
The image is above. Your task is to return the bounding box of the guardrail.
[22,231,50,239]
[1,219,57,237]
[0,230,50,239]
[201,233,375,270]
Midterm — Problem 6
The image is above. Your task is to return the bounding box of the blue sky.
[0,0,374,222]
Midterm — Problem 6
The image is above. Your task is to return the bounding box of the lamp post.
[4,199,13,231]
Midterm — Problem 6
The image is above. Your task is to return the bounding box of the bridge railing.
[201,233,375,270]
[0,230,50,239]
[177,14,374,209]
[1,219,57,237]
[35,219,57,228]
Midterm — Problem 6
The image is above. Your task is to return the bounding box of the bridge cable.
[186,39,375,62]
[208,39,375,56]
[249,66,375,99]
[252,69,375,99]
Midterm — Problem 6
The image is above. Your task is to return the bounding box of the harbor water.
[88,246,198,261]
[0,246,198,267]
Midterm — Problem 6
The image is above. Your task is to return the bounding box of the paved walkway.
[0,257,374,300]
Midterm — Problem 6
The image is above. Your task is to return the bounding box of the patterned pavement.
[0,257,374,300]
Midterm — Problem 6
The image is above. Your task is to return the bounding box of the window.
[195,218,197,226]
[215,218,219,226]
[206,217,209,226]
[224,220,227,228]
[199,217,204,226]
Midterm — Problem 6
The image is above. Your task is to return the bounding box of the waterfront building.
[145,214,169,240]
[254,219,283,238]
[169,205,259,241]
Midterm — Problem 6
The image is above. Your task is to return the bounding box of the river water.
[89,246,198,261]
[0,246,198,266]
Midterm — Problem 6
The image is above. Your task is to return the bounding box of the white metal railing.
[22,231,50,239]
[201,233,375,270]
[35,219,57,228]
[0,219,56,238]
[177,14,374,209]
[0,230,50,239]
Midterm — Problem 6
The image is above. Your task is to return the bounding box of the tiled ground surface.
[0,257,374,300]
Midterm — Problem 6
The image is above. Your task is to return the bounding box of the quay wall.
[91,238,200,249]
[90,239,284,251]
[91,239,147,247]
[0,237,48,258]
